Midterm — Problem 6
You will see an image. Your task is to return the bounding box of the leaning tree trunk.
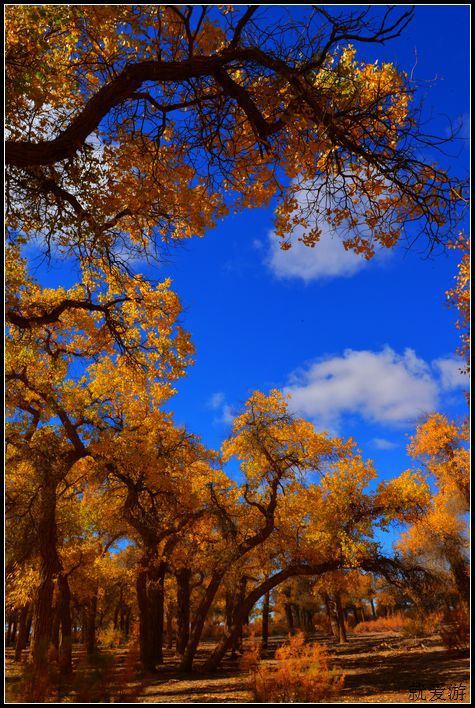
[202,592,254,672]
[175,568,191,655]
[180,573,223,673]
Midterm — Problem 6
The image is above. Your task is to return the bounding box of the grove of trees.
[5,4,469,693]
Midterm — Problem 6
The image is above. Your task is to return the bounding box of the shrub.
[243,631,344,703]
[97,625,124,648]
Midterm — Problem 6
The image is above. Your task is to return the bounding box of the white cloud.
[432,356,467,390]
[266,179,391,283]
[208,392,235,425]
[283,347,465,431]
[208,392,225,410]
[268,228,367,282]
[219,404,235,425]
[370,438,399,450]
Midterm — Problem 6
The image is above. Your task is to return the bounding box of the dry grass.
[354,612,408,634]
[242,631,345,703]
[354,611,442,638]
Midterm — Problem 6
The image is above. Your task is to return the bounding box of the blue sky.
[27,6,469,549]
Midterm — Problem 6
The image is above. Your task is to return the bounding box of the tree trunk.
[86,594,97,655]
[14,605,30,662]
[230,577,247,658]
[180,573,222,673]
[57,572,73,674]
[51,600,60,651]
[30,481,61,672]
[303,609,314,635]
[284,603,295,635]
[334,592,348,643]
[124,608,131,639]
[136,567,155,671]
[448,550,470,606]
[80,607,87,643]
[292,604,302,631]
[7,610,17,646]
[261,591,270,649]
[166,606,174,649]
[370,598,377,618]
[323,594,339,639]
[149,561,166,665]
[175,568,191,655]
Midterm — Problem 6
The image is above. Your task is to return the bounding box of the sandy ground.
[5,632,470,703]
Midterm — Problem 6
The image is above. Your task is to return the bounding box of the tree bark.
[292,603,302,631]
[86,594,98,655]
[57,572,73,674]
[149,561,166,665]
[166,606,174,650]
[284,603,295,635]
[124,608,131,639]
[261,591,270,649]
[323,594,339,639]
[448,551,470,606]
[7,610,18,646]
[179,573,222,673]
[334,592,348,643]
[14,605,30,662]
[175,568,191,655]
[30,481,61,672]
[136,567,155,671]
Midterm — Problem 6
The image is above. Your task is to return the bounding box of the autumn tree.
[197,393,431,672]
[5,5,466,288]
[398,414,470,605]
[5,4,468,687]
[446,234,470,374]
[92,411,220,671]
[5,247,193,674]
